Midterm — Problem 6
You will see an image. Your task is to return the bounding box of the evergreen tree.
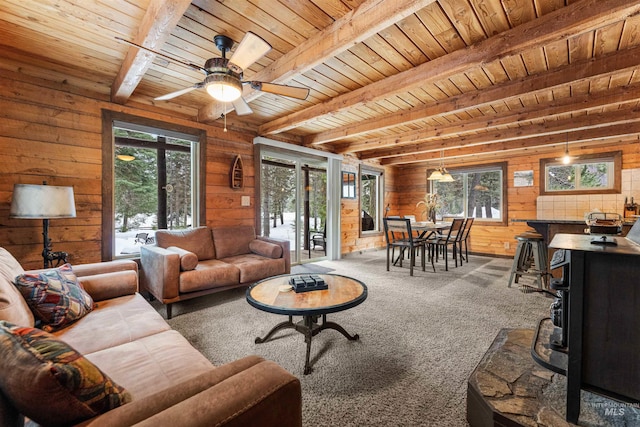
[114,146,157,231]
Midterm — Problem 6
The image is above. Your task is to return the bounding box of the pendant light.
[562,138,572,165]
[427,169,443,181]
[439,170,455,182]
[559,132,576,165]
[428,150,454,182]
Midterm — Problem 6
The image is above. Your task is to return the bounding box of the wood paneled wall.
[0,68,257,269]
[394,142,640,258]
[2,66,639,268]
[340,154,397,255]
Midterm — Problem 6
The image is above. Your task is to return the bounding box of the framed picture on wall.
[342,171,356,198]
[514,170,534,187]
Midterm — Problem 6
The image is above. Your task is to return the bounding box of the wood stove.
[531,221,640,423]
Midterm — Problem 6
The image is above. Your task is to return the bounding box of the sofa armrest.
[139,246,181,303]
[78,271,138,302]
[257,236,291,274]
[25,260,139,302]
[77,356,302,427]
[71,260,138,278]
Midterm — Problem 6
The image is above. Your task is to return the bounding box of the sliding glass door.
[259,152,328,264]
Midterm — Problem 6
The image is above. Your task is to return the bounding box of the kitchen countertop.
[512,218,638,225]
[511,218,637,243]
[512,218,585,224]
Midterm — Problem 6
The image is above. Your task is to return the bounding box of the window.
[430,162,506,224]
[102,111,205,260]
[342,172,356,198]
[360,165,384,234]
[540,151,621,195]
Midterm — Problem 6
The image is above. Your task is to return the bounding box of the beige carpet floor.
[165,251,551,426]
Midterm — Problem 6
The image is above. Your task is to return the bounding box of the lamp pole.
[41,217,52,268]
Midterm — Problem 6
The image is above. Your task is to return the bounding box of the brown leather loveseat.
[140,225,290,318]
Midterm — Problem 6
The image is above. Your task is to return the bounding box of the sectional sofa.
[0,247,301,426]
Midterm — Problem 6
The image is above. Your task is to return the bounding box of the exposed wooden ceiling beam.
[258,0,640,135]
[399,136,639,168]
[197,0,438,122]
[111,0,192,104]
[369,106,640,161]
[380,118,640,165]
[346,82,640,157]
[311,45,640,147]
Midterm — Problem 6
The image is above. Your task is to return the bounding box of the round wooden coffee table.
[246,273,367,375]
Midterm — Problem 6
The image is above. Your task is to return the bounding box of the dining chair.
[383,218,426,276]
[427,217,465,271]
[403,215,419,240]
[458,217,474,263]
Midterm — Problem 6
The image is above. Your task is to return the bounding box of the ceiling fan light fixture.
[205,74,242,102]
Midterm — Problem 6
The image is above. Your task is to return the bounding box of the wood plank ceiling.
[2,0,640,167]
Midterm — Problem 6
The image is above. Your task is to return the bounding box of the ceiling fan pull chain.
[223,103,228,132]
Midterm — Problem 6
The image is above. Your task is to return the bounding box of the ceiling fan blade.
[228,32,271,72]
[155,85,200,101]
[115,37,208,74]
[232,97,253,116]
[250,82,310,100]
[207,99,253,120]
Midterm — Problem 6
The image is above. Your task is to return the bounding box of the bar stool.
[508,231,549,289]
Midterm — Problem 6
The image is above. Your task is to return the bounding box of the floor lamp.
[10,182,77,268]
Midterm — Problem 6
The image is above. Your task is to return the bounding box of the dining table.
[391,221,452,271]
[414,221,453,271]
[411,221,451,239]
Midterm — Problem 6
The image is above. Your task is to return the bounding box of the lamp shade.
[10,184,76,219]
[439,173,455,182]
[427,170,444,180]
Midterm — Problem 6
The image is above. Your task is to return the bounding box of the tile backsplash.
[536,168,640,220]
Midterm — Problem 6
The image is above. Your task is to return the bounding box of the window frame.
[429,162,508,226]
[101,110,206,261]
[359,164,384,236]
[539,151,621,196]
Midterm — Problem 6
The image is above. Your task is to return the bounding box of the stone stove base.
[467,329,640,426]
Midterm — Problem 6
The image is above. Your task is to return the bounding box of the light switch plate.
[241,196,250,206]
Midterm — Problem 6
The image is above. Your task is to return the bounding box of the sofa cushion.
[84,330,214,400]
[249,239,283,259]
[165,246,198,271]
[0,248,34,327]
[14,264,94,332]
[219,254,286,284]
[155,227,215,261]
[0,321,131,426]
[178,260,240,293]
[52,293,171,355]
[212,226,256,259]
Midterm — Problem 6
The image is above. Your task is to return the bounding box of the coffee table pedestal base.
[255,314,359,375]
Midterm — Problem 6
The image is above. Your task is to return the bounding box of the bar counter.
[512,218,635,244]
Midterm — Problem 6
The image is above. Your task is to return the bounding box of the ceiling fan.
[115,32,309,116]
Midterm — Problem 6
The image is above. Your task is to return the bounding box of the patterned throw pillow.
[0,321,131,426]
[13,264,94,331]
